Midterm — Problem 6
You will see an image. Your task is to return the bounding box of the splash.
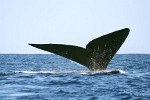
[15,69,126,75]
[117,69,127,74]
[15,70,89,74]
[90,69,127,75]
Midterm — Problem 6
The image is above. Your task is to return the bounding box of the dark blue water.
[0,54,150,100]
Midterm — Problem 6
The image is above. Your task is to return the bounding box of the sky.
[0,0,150,54]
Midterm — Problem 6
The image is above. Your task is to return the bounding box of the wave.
[91,69,127,75]
[15,69,127,75]
[15,70,90,74]
[0,69,126,76]
[0,72,15,76]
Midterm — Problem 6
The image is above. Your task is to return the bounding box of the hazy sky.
[0,0,150,54]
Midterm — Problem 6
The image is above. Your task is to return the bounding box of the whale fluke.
[29,28,129,71]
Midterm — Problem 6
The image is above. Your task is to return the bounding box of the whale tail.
[29,28,129,71]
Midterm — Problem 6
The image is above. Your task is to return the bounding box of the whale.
[29,28,129,71]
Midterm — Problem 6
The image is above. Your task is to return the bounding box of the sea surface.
[0,54,150,100]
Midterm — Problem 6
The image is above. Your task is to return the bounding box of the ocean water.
[0,54,150,100]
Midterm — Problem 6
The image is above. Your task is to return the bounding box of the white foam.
[117,69,127,74]
[15,69,127,75]
[15,71,60,74]
[88,69,127,74]
[15,70,89,74]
